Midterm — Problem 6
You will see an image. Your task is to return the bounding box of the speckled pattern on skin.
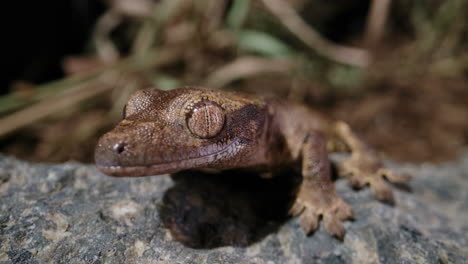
[0,153,467,264]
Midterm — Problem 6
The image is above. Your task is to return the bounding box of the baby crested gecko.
[95,87,409,239]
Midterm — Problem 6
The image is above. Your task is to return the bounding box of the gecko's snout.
[95,125,163,173]
[94,132,134,169]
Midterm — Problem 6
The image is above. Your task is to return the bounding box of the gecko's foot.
[339,157,411,203]
[289,182,353,239]
[334,121,411,203]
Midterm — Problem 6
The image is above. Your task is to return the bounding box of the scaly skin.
[95,87,410,239]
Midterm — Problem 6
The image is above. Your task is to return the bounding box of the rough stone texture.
[0,153,467,264]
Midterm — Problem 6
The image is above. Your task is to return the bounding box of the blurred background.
[0,0,467,164]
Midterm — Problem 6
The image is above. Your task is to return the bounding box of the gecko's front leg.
[289,132,353,239]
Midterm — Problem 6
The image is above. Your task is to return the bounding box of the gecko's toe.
[348,174,367,189]
[323,213,345,240]
[290,193,353,237]
[338,157,410,204]
[335,200,354,221]
[289,200,320,235]
[378,168,411,184]
[324,198,353,239]
[299,210,319,235]
[288,201,305,216]
[370,179,394,204]
[338,162,367,189]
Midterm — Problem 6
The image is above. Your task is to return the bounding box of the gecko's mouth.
[96,139,241,177]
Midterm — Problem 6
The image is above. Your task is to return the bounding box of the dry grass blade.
[0,70,102,115]
[0,81,114,137]
[364,0,391,47]
[203,57,295,88]
[0,47,184,137]
[261,0,370,67]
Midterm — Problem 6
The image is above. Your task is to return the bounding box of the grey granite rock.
[0,153,467,264]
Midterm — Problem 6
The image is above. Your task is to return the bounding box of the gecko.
[95,87,410,239]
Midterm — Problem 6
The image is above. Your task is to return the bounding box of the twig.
[93,10,122,63]
[204,56,294,88]
[365,0,391,47]
[261,0,370,67]
[198,0,229,35]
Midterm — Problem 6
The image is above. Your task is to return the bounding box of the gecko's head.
[95,87,267,177]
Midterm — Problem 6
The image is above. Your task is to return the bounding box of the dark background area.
[2,0,105,93]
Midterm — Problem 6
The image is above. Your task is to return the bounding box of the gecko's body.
[95,87,409,238]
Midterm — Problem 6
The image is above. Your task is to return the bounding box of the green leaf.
[226,0,250,30]
[237,30,293,57]
[153,74,180,91]
[327,65,364,89]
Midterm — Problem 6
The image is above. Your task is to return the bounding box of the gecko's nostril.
[113,142,127,154]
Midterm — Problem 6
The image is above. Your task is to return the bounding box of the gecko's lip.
[96,163,183,177]
[96,139,241,177]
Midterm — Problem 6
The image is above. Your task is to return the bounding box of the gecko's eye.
[186,99,225,138]
[122,104,127,119]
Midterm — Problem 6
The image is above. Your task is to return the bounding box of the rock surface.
[0,153,467,264]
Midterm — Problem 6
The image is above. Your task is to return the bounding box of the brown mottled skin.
[95,87,410,239]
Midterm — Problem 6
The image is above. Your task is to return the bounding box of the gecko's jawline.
[97,163,183,177]
[96,139,241,177]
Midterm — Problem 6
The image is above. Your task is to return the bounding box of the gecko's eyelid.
[122,104,127,119]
